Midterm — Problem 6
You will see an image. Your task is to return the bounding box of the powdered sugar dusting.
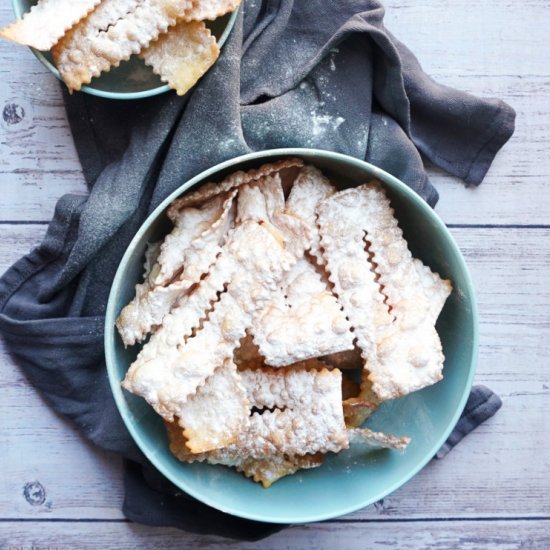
[310,110,345,136]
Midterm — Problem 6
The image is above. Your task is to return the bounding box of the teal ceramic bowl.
[105,149,478,523]
[12,0,238,99]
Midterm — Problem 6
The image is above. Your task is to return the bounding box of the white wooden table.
[1,1,549,548]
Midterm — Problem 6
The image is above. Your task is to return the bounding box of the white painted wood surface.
[1,0,549,548]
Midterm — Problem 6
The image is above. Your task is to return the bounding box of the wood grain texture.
[383,0,550,77]
[431,76,550,224]
[1,3,549,224]
[1,519,550,549]
[384,1,550,225]
[0,6,87,223]
[1,0,549,546]
[0,226,548,523]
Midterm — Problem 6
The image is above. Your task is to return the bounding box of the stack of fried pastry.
[0,0,241,94]
[116,159,452,487]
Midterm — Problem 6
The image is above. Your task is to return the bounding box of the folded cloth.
[435,385,503,460]
[0,0,514,541]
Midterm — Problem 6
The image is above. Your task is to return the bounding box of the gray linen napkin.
[0,0,510,540]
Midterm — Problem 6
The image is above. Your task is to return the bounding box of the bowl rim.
[11,0,239,100]
[104,148,479,523]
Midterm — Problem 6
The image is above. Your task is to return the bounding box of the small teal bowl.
[12,0,238,100]
[105,149,478,523]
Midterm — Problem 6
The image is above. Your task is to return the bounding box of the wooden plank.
[379,1,550,224]
[0,224,46,266]
[0,340,125,521]
[0,225,124,520]
[1,71,548,224]
[0,4,549,225]
[0,225,548,521]
[2,1,549,79]
[384,0,550,78]
[430,76,549,225]
[0,7,86,223]
[1,519,549,549]
[0,82,87,222]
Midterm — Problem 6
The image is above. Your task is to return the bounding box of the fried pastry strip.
[183,367,348,459]
[165,364,410,486]
[253,256,354,366]
[122,289,244,421]
[0,0,101,50]
[165,365,340,484]
[165,421,324,488]
[355,183,431,326]
[210,367,347,459]
[237,454,323,488]
[140,20,219,96]
[337,266,451,425]
[247,175,352,365]
[122,219,300,419]
[413,258,453,323]
[348,428,411,451]
[155,190,236,286]
[353,183,448,398]
[260,174,316,258]
[167,158,304,216]
[116,190,236,346]
[52,0,194,92]
[318,183,450,400]
[286,165,336,264]
[322,347,363,370]
[183,0,241,22]
[317,189,394,384]
[343,370,381,427]
[177,360,250,453]
[130,252,235,366]
[341,267,450,426]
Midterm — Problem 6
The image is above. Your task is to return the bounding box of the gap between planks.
[2,516,550,524]
[2,222,550,228]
